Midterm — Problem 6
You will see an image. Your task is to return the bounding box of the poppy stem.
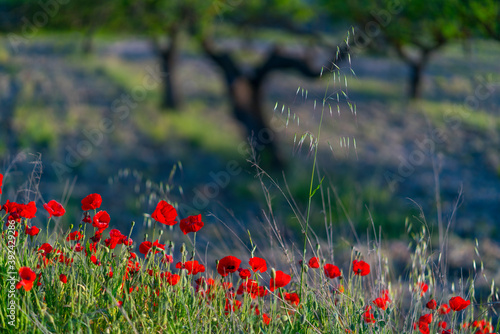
[192,232,197,260]
[152,221,157,244]
[46,217,52,240]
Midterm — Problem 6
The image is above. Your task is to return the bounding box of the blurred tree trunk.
[81,27,95,54]
[157,27,181,110]
[394,40,443,100]
[202,40,344,168]
[408,59,426,100]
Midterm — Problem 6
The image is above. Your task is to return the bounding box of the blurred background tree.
[199,0,327,167]
[321,0,464,99]
[458,0,500,42]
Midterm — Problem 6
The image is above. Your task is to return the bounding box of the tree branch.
[253,46,323,86]
[201,39,242,85]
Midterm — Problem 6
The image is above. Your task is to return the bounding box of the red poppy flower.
[196,277,215,287]
[426,299,437,310]
[417,322,430,334]
[0,173,3,194]
[438,321,448,329]
[166,273,180,285]
[224,298,242,314]
[2,200,18,215]
[353,260,370,276]
[262,313,271,325]
[38,243,53,255]
[256,286,268,298]
[238,280,267,299]
[153,239,165,251]
[122,237,133,246]
[59,274,67,284]
[105,229,126,249]
[73,243,83,252]
[16,267,37,291]
[92,211,110,232]
[82,212,91,224]
[222,282,233,290]
[183,261,205,275]
[363,305,375,323]
[81,193,102,211]
[249,257,267,273]
[217,256,241,277]
[380,289,391,302]
[237,279,258,295]
[43,200,65,218]
[139,241,152,255]
[66,231,83,241]
[139,240,164,256]
[90,231,102,243]
[151,200,177,226]
[284,292,300,306]
[308,257,320,269]
[449,296,470,311]
[90,255,101,266]
[270,270,291,291]
[415,313,433,334]
[324,264,341,279]
[373,297,389,310]
[25,225,40,236]
[19,201,37,219]
[179,214,204,234]
[438,304,451,315]
[419,313,432,325]
[416,282,429,296]
[161,254,173,264]
[239,268,251,280]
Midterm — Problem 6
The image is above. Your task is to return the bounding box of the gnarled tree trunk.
[157,27,181,110]
[202,40,347,169]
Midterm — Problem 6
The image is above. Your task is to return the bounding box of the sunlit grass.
[14,106,60,150]
[417,100,500,131]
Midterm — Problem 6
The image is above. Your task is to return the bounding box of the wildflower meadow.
[1,169,499,333]
[1,1,500,330]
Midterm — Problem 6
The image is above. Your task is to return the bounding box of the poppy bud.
[131,221,135,227]
[180,243,186,254]
[69,224,74,230]
[271,268,276,279]
[281,315,288,322]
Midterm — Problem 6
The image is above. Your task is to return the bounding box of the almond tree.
[322,0,463,99]
[199,0,346,166]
